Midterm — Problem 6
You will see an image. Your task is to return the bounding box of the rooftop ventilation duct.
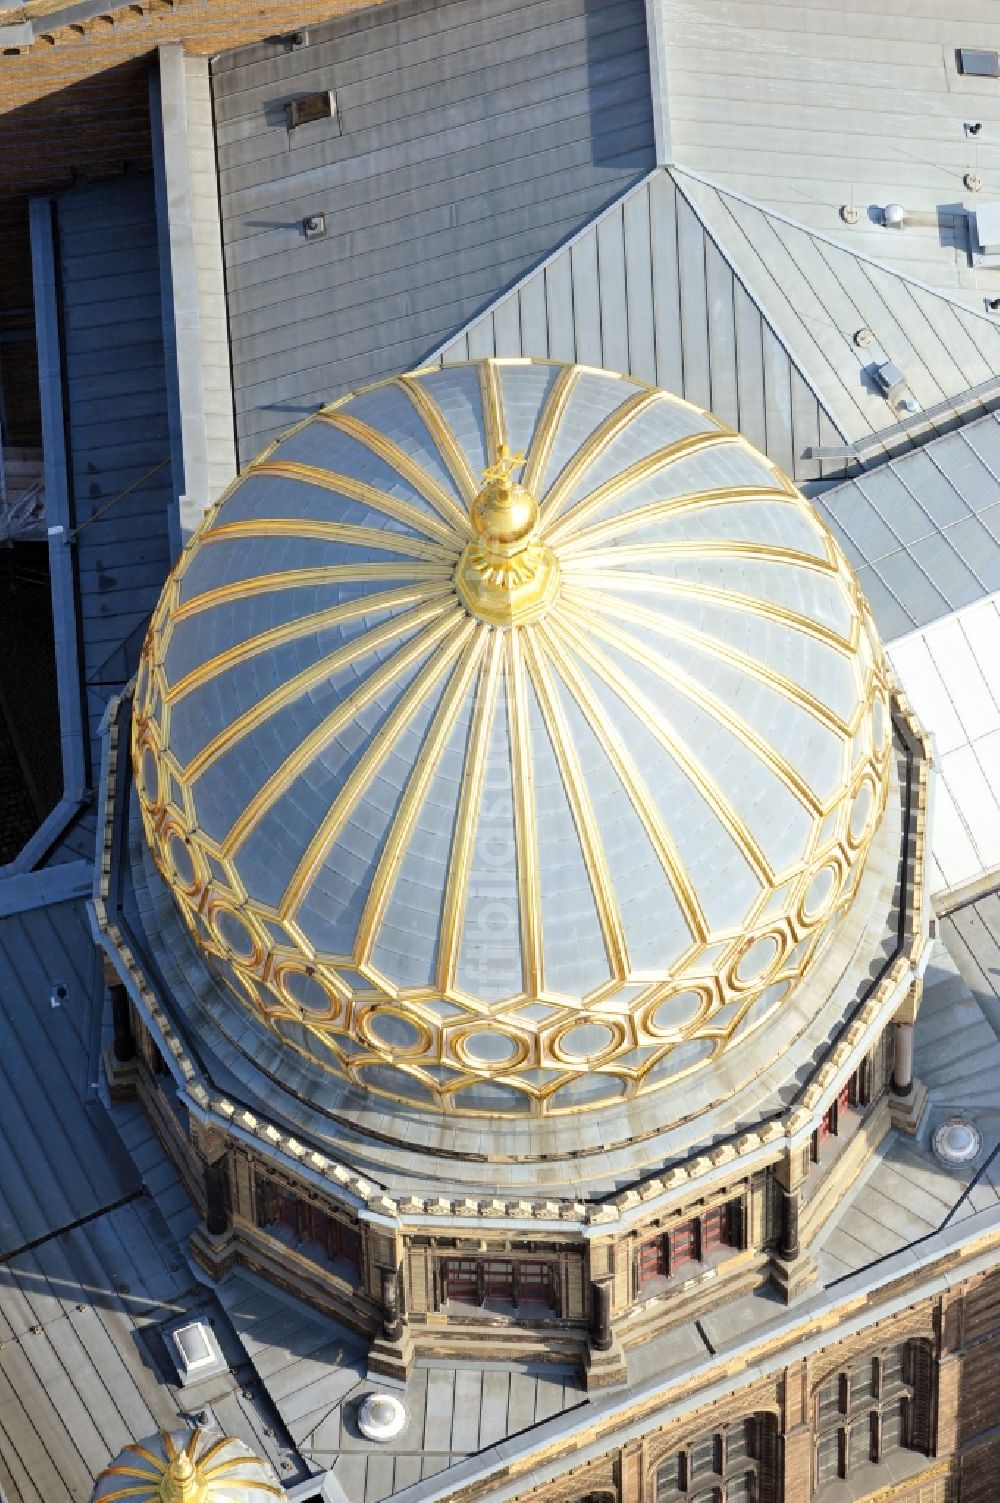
[874,361,920,417]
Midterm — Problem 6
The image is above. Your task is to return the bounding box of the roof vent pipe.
[882,203,907,229]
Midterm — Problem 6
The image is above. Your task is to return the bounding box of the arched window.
[813,1339,933,1495]
[655,1413,778,1502]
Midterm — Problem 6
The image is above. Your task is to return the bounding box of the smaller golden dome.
[91,1428,281,1503]
[456,442,560,626]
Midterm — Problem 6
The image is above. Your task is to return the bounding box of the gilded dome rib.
[279,613,478,919]
[396,374,480,503]
[199,515,459,562]
[222,607,466,861]
[521,628,629,978]
[506,626,542,997]
[560,585,849,735]
[478,356,509,463]
[543,428,743,545]
[570,568,857,653]
[170,560,454,623]
[164,583,446,706]
[355,625,490,959]
[581,537,839,573]
[436,629,504,994]
[183,597,456,783]
[562,602,825,816]
[556,482,798,555]
[520,362,580,496]
[251,457,463,544]
[536,616,710,944]
[318,408,471,534]
[539,387,665,526]
[551,612,776,887]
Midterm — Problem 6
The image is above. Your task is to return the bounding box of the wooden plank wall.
[439,171,840,485]
[52,175,173,778]
[211,0,655,466]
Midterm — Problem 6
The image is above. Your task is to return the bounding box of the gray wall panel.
[52,177,174,774]
[213,0,655,465]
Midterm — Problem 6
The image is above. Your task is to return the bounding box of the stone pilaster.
[204,1155,228,1237]
[893,1019,914,1096]
[367,1232,414,1383]
[770,1158,817,1301]
[101,955,138,1100]
[110,982,135,1063]
[583,1276,628,1390]
[781,1424,813,1503]
[617,1437,644,1503]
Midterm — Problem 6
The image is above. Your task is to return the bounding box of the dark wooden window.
[482,1259,515,1301]
[656,1415,777,1502]
[812,1341,932,1495]
[639,1236,668,1283]
[670,1219,699,1271]
[517,1260,553,1305]
[702,1205,729,1254]
[255,1173,360,1273]
[441,1256,555,1312]
[819,1081,853,1141]
[638,1199,743,1291]
[442,1258,478,1302]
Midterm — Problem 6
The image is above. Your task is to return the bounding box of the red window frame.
[821,1080,854,1140]
[482,1259,515,1301]
[701,1204,729,1255]
[517,1261,553,1305]
[639,1236,668,1284]
[334,1220,361,1270]
[443,1258,479,1302]
[669,1218,698,1271]
[276,1188,300,1232]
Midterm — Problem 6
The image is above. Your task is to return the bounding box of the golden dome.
[91,1428,281,1503]
[133,359,892,1118]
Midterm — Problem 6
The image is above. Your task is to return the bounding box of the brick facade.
[0,0,395,199]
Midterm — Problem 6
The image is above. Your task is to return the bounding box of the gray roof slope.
[217,1269,585,1503]
[212,0,655,465]
[942,888,1000,1042]
[0,898,305,1501]
[815,412,1000,640]
[0,900,128,1255]
[434,169,843,485]
[671,170,1000,445]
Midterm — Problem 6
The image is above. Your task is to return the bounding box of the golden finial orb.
[455,442,560,626]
